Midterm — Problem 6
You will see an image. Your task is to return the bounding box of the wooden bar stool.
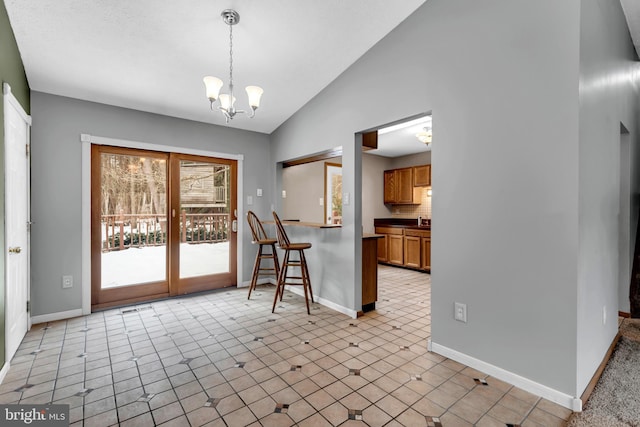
[272,211,314,314]
[246,211,280,300]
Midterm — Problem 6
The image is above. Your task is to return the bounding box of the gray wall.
[389,151,431,170]
[576,0,640,394]
[271,0,584,397]
[30,92,271,316]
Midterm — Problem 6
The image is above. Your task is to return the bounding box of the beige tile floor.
[0,265,572,426]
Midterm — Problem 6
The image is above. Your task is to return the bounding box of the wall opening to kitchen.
[362,112,433,311]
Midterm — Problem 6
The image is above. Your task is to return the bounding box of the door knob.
[8,247,22,254]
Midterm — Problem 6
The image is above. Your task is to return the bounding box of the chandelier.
[416,127,432,145]
[203,9,263,123]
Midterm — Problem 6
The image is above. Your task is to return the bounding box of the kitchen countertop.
[374,218,431,230]
[263,220,341,229]
[376,224,431,230]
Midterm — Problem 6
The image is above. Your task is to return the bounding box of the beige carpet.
[567,319,640,427]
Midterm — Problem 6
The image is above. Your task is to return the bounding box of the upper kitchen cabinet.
[383,170,396,204]
[383,166,424,204]
[413,164,431,187]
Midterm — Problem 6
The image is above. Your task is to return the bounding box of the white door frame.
[3,82,32,367]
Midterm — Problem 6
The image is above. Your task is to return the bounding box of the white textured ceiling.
[371,115,432,158]
[4,0,426,134]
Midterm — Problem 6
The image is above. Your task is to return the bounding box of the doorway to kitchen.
[361,112,432,313]
[91,145,237,309]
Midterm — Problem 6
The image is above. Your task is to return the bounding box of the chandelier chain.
[228,22,234,86]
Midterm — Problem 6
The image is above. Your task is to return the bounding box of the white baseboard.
[428,340,582,412]
[284,286,358,319]
[0,362,10,385]
[239,278,276,289]
[31,309,84,325]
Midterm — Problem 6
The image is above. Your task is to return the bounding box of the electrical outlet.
[257,188,263,197]
[282,190,287,198]
[319,198,324,206]
[247,195,253,205]
[454,302,467,323]
[62,275,73,289]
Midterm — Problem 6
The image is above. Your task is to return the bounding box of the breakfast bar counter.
[260,220,381,317]
[262,220,341,229]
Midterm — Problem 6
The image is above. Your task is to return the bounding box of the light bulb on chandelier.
[203,9,263,123]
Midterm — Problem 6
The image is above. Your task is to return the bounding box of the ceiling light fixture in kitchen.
[203,9,264,123]
[416,127,432,145]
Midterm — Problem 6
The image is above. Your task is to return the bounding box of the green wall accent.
[0,0,30,368]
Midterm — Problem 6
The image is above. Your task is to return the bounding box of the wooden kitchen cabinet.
[377,234,387,262]
[396,168,414,203]
[375,227,404,265]
[388,234,404,265]
[404,235,421,268]
[362,235,383,313]
[376,225,430,272]
[413,164,431,187]
[383,170,396,204]
[405,228,431,272]
[384,166,425,204]
[422,236,431,271]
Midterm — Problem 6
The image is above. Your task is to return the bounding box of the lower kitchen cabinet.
[421,236,431,270]
[388,235,404,265]
[375,227,404,265]
[404,235,421,268]
[377,234,387,262]
[375,227,430,272]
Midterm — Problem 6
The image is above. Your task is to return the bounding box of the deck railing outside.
[102,212,230,252]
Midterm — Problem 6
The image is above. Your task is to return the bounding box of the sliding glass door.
[170,153,237,295]
[91,146,237,309]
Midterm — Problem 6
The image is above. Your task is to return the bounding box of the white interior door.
[4,83,30,362]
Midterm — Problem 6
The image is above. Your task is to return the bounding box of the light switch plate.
[319,198,324,206]
[454,302,467,323]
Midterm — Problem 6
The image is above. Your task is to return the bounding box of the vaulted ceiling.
[621,0,640,59]
[4,0,426,134]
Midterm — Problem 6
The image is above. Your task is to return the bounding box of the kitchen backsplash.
[389,187,432,219]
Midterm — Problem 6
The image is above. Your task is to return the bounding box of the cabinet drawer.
[404,229,430,238]
[375,227,404,236]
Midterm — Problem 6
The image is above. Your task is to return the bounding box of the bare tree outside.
[99,153,232,288]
